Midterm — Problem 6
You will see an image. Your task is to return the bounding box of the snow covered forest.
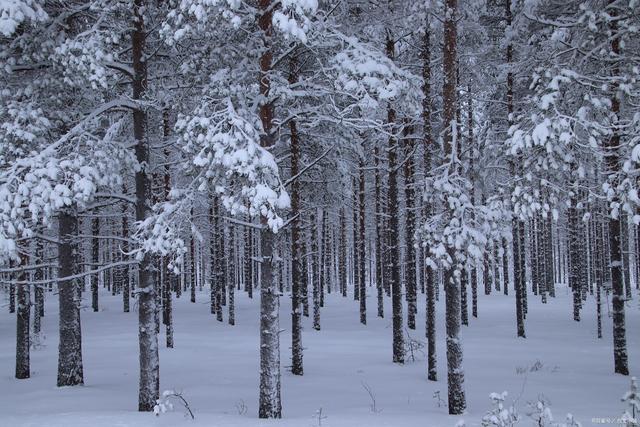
[1,0,639,425]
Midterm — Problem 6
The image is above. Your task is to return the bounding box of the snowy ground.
[0,284,637,427]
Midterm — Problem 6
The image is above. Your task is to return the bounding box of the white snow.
[0,284,637,426]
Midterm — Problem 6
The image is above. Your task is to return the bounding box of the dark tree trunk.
[339,207,348,298]
[569,197,581,321]
[358,159,366,325]
[228,225,235,326]
[422,20,436,380]
[506,0,525,339]
[15,254,30,379]
[386,34,404,365]
[606,1,628,375]
[57,209,83,387]
[403,126,417,330]
[352,179,359,302]
[289,61,303,373]
[122,185,130,313]
[374,145,384,317]
[244,216,253,299]
[33,240,44,335]
[91,216,99,312]
[311,210,320,331]
[443,0,466,414]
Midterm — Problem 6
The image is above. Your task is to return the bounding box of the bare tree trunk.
[15,253,30,379]
[386,33,404,365]
[443,0,466,414]
[374,145,384,317]
[244,216,253,299]
[422,20,436,380]
[132,0,159,408]
[340,207,348,298]
[257,0,281,416]
[58,209,83,387]
[91,217,99,312]
[122,185,130,313]
[228,224,235,326]
[358,159,366,325]
[33,240,44,336]
[607,1,628,375]
[505,0,526,339]
[404,126,417,330]
[311,210,320,331]
[289,59,303,373]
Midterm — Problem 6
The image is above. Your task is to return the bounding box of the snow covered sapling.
[361,381,382,413]
[527,396,554,427]
[153,390,194,419]
[481,392,519,427]
[621,377,639,427]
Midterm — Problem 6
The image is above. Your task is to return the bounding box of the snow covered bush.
[481,391,519,427]
[621,377,639,427]
[154,389,194,419]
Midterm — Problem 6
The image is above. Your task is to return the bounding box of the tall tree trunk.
[352,179,359,301]
[404,126,417,329]
[289,58,303,373]
[443,0,465,414]
[386,33,404,365]
[33,240,44,336]
[606,1,628,375]
[58,209,83,386]
[505,0,526,338]
[358,159,366,325]
[422,20,436,380]
[122,185,130,313]
[340,207,348,298]
[569,199,581,321]
[374,145,384,317]
[244,216,253,299]
[228,224,236,326]
[132,0,159,408]
[311,210,321,331]
[257,0,281,417]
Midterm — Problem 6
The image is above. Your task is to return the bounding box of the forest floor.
[0,284,638,427]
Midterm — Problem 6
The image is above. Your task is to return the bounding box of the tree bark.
[257,0,282,417]
[132,0,159,408]
[15,253,30,379]
[57,209,83,387]
[443,0,466,414]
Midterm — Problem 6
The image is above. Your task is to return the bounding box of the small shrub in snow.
[481,392,519,427]
[621,377,639,427]
[153,389,194,419]
[527,396,554,426]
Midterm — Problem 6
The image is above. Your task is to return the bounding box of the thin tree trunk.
[91,216,99,312]
[289,61,303,373]
[358,159,366,325]
[386,33,404,365]
[15,253,30,379]
[374,145,384,317]
[404,126,417,330]
[311,210,320,331]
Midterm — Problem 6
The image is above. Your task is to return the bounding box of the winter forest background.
[1,0,639,426]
